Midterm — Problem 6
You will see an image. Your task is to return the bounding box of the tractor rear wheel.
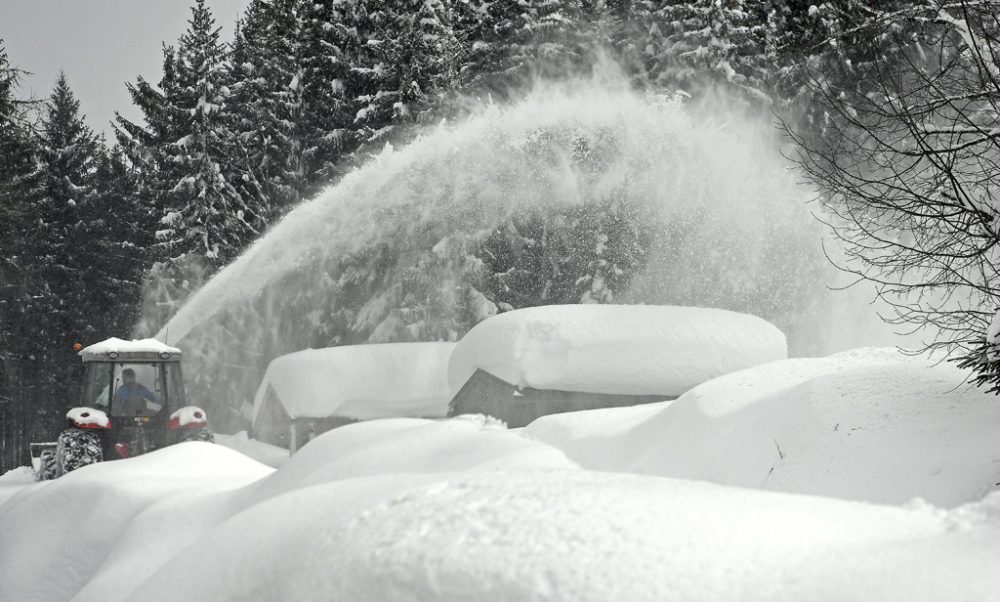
[56,428,103,477]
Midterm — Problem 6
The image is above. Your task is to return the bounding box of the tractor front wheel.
[56,428,103,477]
[36,450,58,481]
[177,428,215,444]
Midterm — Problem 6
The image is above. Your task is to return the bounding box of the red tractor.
[32,338,214,480]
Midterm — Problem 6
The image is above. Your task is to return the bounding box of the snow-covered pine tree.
[765,0,932,134]
[652,0,771,98]
[347,0,461,147]
[0,40,37,310]
[596,0,659,85]
[457,0,591,94]
[0,41,42,472]
[477,203,650,310]
[115,45,188,254]
[166,0,263,267]
[115,45,202,333]
[14,73,108,418]
[91,145,147,336]
[297,0,362,183]
[227,0,306,221]
[123,1,268,334]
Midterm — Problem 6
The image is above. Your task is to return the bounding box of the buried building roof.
[251,342,457,424]
[447,304,787,398]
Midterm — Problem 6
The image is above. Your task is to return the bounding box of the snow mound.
[129,472,998,602]
[0,418,570,602]
[0,466,36,483]
[0,443,272,602]
[2,400,1000,601]
[525,348,1000,506]
[214,431,289,468]
[448,304,787,397]
[66,407,110,428]
[252,342,456,423]
[78,337,181,359]
[243,417,575,503]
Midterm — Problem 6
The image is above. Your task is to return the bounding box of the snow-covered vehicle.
[31,338,214,480]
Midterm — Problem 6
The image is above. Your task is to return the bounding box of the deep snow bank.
[3,351,1000,601]
[132,472,1000,602]
[214,431,289,468]
[0,417,573,602]
[524,348,1000,506]
[448,304,787,396]
[0,443,271,602]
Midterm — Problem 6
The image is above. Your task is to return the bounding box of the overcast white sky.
[1,0,250,137]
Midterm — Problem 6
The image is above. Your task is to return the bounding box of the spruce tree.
[91,144,147,335]
[651,0,771,95]
[11,73,105,427]
[347,0,461,146]
[0,41,37,306]
[456,0,591,94]
[116,44,188,227]
[297,0,357,185]
[228,0,308,220]
[0,41,41,471]
[167,0,262,267]
[129,0,271,333]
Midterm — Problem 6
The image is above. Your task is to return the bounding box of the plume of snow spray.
[146,68,899,427]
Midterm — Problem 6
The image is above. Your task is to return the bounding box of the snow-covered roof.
[448,304,787,397]
[78,337,182,361]
[252,342,457,423]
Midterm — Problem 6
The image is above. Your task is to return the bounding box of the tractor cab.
[31,337,214,480]
[78,337,185,419]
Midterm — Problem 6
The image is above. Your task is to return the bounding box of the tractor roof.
[79,337,182,362]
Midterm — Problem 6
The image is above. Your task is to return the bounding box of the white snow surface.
[251,342,456,422]
[78,337,181,359]
[169,405,207,427]
[214,431,289,468]
[66,407,110,428]
[448,304,787,397]
[2,349,1000,601]
[524,347,1000,506]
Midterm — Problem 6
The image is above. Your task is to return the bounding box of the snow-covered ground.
[525,347,1000,506]
[2,348,999,601]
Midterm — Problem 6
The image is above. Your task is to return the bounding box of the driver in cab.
[114,368,163,416]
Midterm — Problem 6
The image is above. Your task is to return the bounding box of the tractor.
[32,337,214,480]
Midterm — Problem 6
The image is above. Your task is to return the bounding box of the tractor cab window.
[163,362,185,408]
[111,363,163,417]
[81,363,113,409]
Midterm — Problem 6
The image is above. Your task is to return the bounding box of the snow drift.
[525,348,1000,506]
[2,350,999,601]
